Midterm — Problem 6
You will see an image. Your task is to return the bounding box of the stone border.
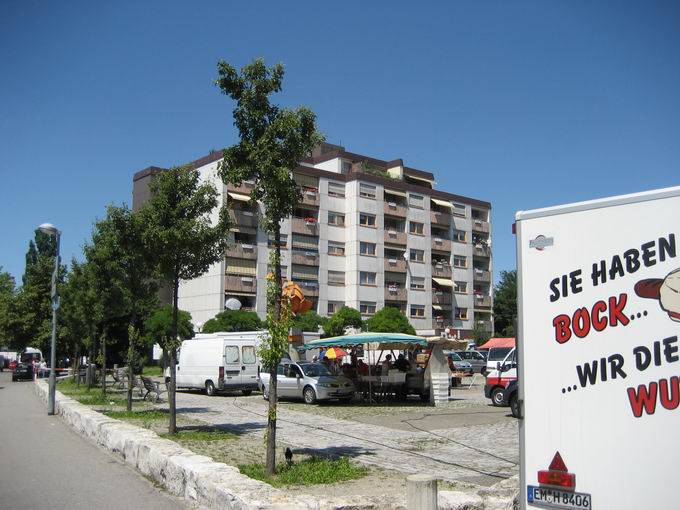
[34,381,517,510]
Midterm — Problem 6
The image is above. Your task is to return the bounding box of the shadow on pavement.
[289,445,376,459]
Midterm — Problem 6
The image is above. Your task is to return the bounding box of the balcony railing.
[228,209,258,228]
[300,189,320,207]
[432,291,452,305]
[227,180,256,195]
[225,244,258,260]
[384,257,407,272]
[225,274,257,294]
[384,230,407,245]
[432,263,452,278]
[474,295,492,308]
[291,250,320,266]
[432,237,452,252]
[473,269,491,282]
[291,217,319,235]
[472,219,490,233]
[430,210,451,226]
[384,287,407,301]
[384,201,407,217]
[473,244,491,257]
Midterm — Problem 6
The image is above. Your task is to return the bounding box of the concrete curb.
[34,381,517,509]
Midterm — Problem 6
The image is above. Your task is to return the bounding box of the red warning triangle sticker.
[548,451,568,472]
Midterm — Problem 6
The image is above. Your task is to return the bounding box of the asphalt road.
[0,371,189,510]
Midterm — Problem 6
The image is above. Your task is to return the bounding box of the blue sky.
[1,1,678,285]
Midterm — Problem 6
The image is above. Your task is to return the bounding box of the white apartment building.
[132,143,493,338]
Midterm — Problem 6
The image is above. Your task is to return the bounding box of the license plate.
[527,485,592,509]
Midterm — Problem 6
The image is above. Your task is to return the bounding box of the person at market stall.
[394,353,410,372]
[357,359,369,376]
[381,354,393,374]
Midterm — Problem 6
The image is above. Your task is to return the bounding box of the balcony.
[432,291,452,305]
[384,257,407,272]
[227,180,256,195]
[474,295,492,308]
[228,209,258,229]
[291,250,320,266]
[225,274,257,294]
[473,269,491,282]
[384,201,407,218]
[384,286,407,301]
[473,244,491,258]
[433,315,452,329]
[300,189,320,207]
[432,237,452,253]
[291,217,319,235]
[384,230,407,245]
[295,281,319,297]
[432,263,452,278]
[472,219,490,234]
[430,210,451,226]
[225,244,258,260]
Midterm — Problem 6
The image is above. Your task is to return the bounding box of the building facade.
[132,143,493,338]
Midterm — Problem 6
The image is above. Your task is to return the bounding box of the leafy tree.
[366,307,415,335]
[216,57,324,474]
[471,321,492,346]
[202,309,263,333]
[59,259,92,383]
[291,310,325,333]
[324,306,364,338]
[145,305,193,349]
[0,268,16,348]
[493,270,517,337]
[139,166,229,434]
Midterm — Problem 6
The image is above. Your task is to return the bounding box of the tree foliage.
[365,307,416,335]
[0,267,16,348]
[324,307,364,338]
[145,305,194,346]
[202,309,263,333]
[291,310,325,333]
[493,270,517,337]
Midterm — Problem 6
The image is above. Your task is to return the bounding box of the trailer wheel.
[205,380,216,396]
[491,387,505,406]
[510,393,520,418]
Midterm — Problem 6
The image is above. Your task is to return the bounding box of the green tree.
[291,310,325,333]
[59,259,92,383]
[493,270,517,337]
[202,309,263,333]
[139,166,229,434]
[216,57,324,474]
[324,306,364,338]
[366,307,416,335]
[0,268,16,348]
[471,322,492,346]
[145,305,194,350]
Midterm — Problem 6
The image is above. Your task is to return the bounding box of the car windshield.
[449,353,463,361]
[488,347,512,361]
[300,363,332,377]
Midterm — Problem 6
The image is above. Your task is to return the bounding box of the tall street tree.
[139,165,229,434]
[0,267,16,348]
[216,57,324,474]
[493,269,517,337]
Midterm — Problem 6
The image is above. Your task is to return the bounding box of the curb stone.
[34,381,517,509]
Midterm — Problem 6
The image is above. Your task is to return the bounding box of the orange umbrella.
[321,347,348,360]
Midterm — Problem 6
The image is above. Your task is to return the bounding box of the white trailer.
[516,185,680,510]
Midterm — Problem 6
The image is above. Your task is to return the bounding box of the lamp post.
[38,223,61,416]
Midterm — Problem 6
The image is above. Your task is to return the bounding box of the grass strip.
[103,409,168,420]
[239,457,369,487]
[161,429,238,442]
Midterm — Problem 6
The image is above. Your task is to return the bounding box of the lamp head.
[38,223,60,236]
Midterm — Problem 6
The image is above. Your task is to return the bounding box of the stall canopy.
[304,332,428,351]
[478,337,516,349]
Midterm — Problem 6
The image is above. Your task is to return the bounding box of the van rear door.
[224,345,242,388]
[241,344,258,389]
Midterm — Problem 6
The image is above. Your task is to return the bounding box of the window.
[410,249,424,262]
[359,183,376,199]
[360,242,376,256]
[267,233,288,248]
[291,264,318,280]
[292,233,319,251]
[410,276,425,290]
[327,301,343,314]
[453,230,466,243]
[409,193,424,208]
[455,307,468,320]
[328,181,346,197]
[360,271,376,286]
[225,258,257,276]
[341,161,352,174]
[225,346,239,364]
[453,256,467,268]
[385,272,406,287]
[293,173,318,190]
[328,270,345,285]
[452,203,466,217]
[328,241,345,256]
[242,346,256,364]
[410,305,425,318]
[454,281,468,293]
[409,221,424,235]
[360,301,376,315]
[328,211,345,226]
[359,213,376,227]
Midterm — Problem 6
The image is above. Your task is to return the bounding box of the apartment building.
[132,143,493,338]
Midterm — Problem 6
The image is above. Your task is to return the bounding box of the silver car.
[259,361,355,404]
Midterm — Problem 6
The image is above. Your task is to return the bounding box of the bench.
[112,368,128,389]
[140,375,166,403]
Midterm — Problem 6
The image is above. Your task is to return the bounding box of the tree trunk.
[168,278,179,434]
[87,332,96,388]
[101,330,107,395]
[74,344,81,387]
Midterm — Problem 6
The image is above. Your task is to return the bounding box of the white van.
[483,346,513,376]
[483,348,517,406]
[167,332,262,396]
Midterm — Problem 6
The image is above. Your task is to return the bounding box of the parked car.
[454,350,487,374]
[446,352,474,375]
[12,362,33,382]
[259,361,355,404]
[502,379,520,418]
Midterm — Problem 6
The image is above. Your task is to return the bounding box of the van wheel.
[510,393,520,418]
[242,389,252,396]
[303,386,317,404]
[205,380,216,396]
[491,387,505,406]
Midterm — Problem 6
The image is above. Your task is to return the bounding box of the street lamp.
[38,223,61,416]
